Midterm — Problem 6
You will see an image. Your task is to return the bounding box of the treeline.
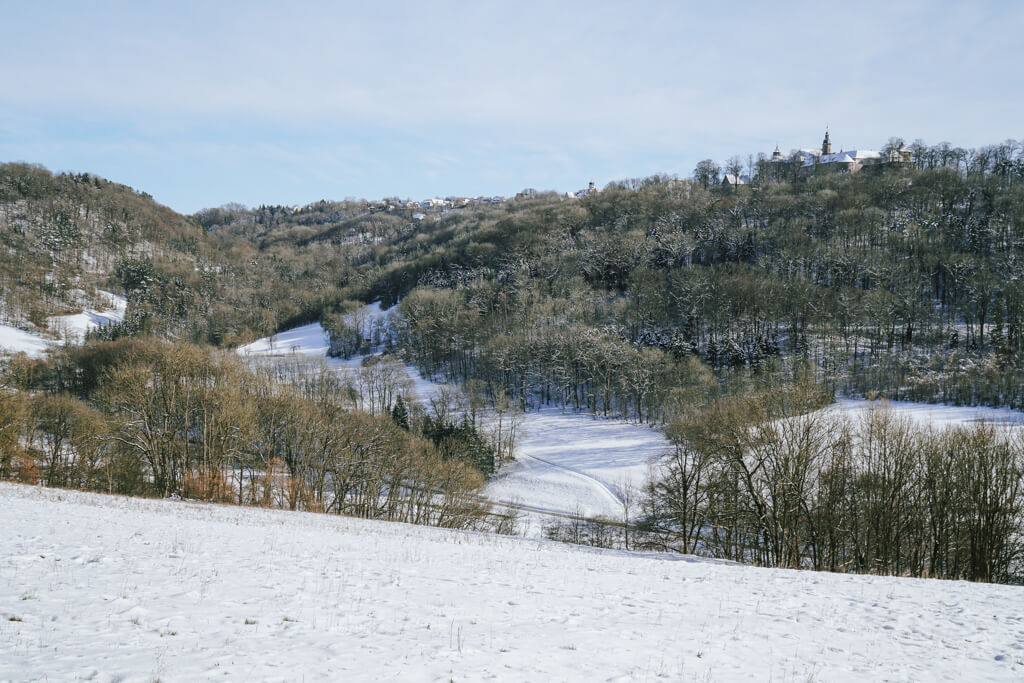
[9,138,1024,414]
[397,287,718,422]
[643,382,1024,583]
[1,339,508,531]
[331,139,1024,413]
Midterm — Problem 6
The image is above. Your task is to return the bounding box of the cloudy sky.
[1,0,1021,213]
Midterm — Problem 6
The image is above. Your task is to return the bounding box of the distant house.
[721,173,750,188]
[573,181,598,198]
[412,213,426,221]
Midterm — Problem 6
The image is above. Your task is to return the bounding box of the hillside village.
[280,131,916,218]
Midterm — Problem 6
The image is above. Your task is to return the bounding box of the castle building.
[770,129,913,176]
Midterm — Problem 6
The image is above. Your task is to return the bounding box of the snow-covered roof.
[802,149,883,167]
[851,149,882,160]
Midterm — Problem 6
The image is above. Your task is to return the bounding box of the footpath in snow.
[2,482,1023,682]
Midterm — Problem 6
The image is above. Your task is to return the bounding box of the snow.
[2,482,1022,682]
[0,324,51,359]
[238,320,333,357]
[834,397,1024,429]
[488,409,667,521]
[45,291,127,343]
[0,292,128,357]
[237,303,441,402]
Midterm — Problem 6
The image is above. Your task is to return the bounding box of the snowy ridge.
[2,482,1022,682]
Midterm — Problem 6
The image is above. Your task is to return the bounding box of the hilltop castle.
[771,129,913,176]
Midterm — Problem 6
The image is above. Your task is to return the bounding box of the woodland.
[2,137,1024,581]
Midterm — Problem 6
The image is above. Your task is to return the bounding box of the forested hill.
[5,140,1024,412]
[0,163,198,329]
[198,144,1024,412]
[0,163,354,345]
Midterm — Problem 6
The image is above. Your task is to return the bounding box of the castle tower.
[821,128,832,155]
[772,145,783,161]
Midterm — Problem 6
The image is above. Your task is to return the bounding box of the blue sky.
[1,1,1021,214]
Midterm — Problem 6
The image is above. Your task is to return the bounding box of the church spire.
[822,128,832,155]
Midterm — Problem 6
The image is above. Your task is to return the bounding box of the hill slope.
[2,482,1022,682]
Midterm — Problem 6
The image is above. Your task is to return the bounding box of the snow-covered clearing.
[487,409,666,523]
[2,482,1022,682]
[45,290,127,343]
[835,396,1024,429]
[0,291,127,357]
[237,302,439,402]
[0,324,51,359]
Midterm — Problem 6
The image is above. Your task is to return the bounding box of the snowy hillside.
[2,483,1022,682]
[45,290,127,343]
[0,291,127,357]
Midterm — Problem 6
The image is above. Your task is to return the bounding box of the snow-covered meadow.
[2,482,1023,682]
[0,324,51,359]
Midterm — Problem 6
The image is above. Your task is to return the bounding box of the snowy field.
[2,482,1023,682]
[487,409,666,522]
[835,396,1024,429]
[237,303,440,402]
[0,324,51,359]
[239,304,1024,530]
